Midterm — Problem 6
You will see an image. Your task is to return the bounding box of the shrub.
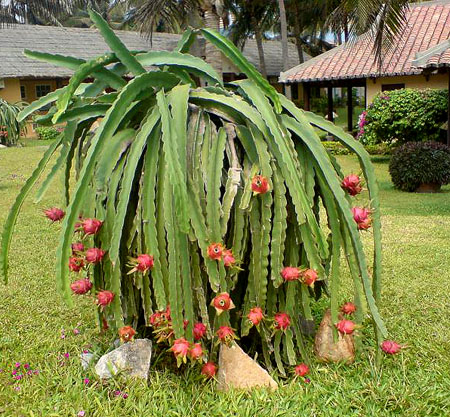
[0,99,26,146]
[322,141,351,155]
[389,141,450,191]
[1,10,387,374]
[35,126,61,141]
[359,89,448,145]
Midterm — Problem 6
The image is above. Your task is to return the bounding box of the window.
[35,84,51,98]
[20,85,26,100]
[381,83,405,92]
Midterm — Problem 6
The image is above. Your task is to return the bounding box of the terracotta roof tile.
[280,0,450,82]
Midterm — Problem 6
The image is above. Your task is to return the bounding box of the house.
[0,24,305,135]
[279,0,450,133]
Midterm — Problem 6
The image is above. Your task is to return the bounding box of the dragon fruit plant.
[1,10,387,373]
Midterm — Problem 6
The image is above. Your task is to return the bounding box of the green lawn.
[0,146,449,416]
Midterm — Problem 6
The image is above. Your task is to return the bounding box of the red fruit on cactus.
[351,207,372,230]
[129,254,154,273]
[294,363,309,377]
[336,319,356,335]
[71,242,85,254]
[248,307,264,326]
[281,266,300,281]
[189,343,204,361]
[251,175,270,194]
[70,278,92,295]
[341,174,363,196]
[96,290,114,307]
[223,249,236,267]
[44,207,65,222]
[81,218,103,235]
[69,257,84,272]
[170,338,190,365]
[302,269,318,286]
[193,322,207,340]
[274,312,291,331]
[118,326,136,343]
[211,292,235,315]
[201,362,217,378]
[216,326,236,344]
[207,243,224,261]
[341,302,357,315]
[85,248,105,264]
[381,340,402,354]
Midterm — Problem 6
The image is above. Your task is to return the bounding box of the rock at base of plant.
[217,342,278,391]
[314,309,355,363]
[95,339,152,380]
[80,352,95,370]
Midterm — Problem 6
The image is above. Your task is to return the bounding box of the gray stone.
[217,342,278,391]
[314,309,355,363]
[80,352,95,370]
[0,144,6,148]
[95,339,152,380]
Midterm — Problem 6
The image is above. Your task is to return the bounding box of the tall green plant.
[1,10,387,370]
[0,99,26,145]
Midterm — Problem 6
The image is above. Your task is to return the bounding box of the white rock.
[80,352,95,370]
[95,339,152,380]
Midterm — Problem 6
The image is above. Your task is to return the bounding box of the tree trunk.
[254,22,267,79]
[202,1,223,79]
[277,0,289,72]
[292,4,304,64]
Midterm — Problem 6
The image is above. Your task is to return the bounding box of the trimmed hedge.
[35,126,62,141]
[359,89,448,145]
[322,141,391,156]
[388,141,450,191]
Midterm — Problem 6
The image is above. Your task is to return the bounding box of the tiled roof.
[280,0,450,83]
[0,24,306,78]
[411,39,450,68]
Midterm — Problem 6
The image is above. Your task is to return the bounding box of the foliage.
[35,126,62,141]
[1,152,449,415]
[359,89,448,145]
[0,99,26,146]
[1,10,386,371]
[389,141,450,192]
[322,141,391,156]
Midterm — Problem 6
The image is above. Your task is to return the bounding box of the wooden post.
[448,70,450,146]
[303,83,311,111]
[347,85,353,133]
[327,86,334,123]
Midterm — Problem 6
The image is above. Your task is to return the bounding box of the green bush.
[359,89,448,145]
[0,99,26,146]
[321,141,350,155]
[364,143,393,155]
[35,126,62,141]
[389,141,450,191]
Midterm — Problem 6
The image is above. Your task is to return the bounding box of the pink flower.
[193,322,207,341]
[211,293,235,315]
[207,243,224,261]
[96,290,115,307]
[14,363,21,368]
[248,307,264,326]
[64,353,70,358]
[188,343,204,361]
[302,269,318,286]
[281,266,300,281]
[44,207,65,222]
[81,218,103,235]
[341,174,363,196]
[201,362,217,378]
[85,248,105,264]
[274,312,291,331]
[23,364,30,370]
[70,278,92,295]
[351,207,372,230]
[122,393,129,399]
[294,363,309,377]
[336,319,356,335]
[73,329,80,335]
[83,378,90,385]
[251,175,270,194]
[223,249,236,267]
[381,340,402,354]
[78,411,85,417]
[216,326,236,344]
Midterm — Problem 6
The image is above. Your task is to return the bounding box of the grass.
[0,146,449,416]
